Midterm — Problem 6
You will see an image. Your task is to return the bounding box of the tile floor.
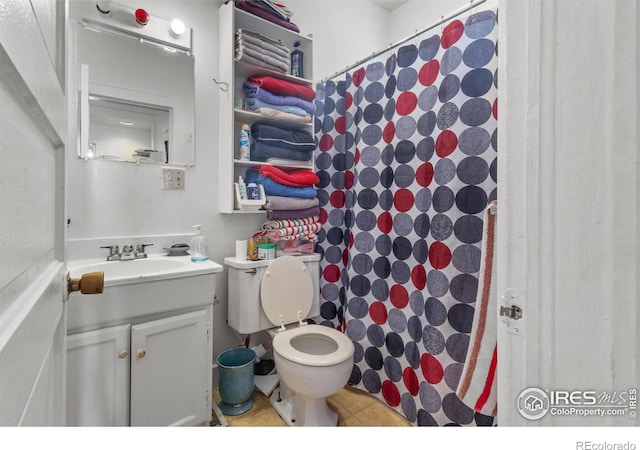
[213,385,411,427]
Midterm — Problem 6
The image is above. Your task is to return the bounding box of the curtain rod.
[321,0,489,83]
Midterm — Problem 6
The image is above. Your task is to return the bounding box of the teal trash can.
[217,347,256,415]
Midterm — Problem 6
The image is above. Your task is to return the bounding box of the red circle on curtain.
[441,20,464,49]
[429,242,452,269]
[345,170,354,189]
[318,207,328,224]
[354,147,361,166]
[319,134,333,152]
[396,92,418,116]
[352,67,366,87]
[342,248,349,267]
[435,130,458,157]
[335,116,347,135]
[323,265,340,283]
[416,162,434,187]
[377,212,393,233]
[403,367,420,396]
[411,265,427,290]
[419,60,440,86]
[390,284,409,308]
[420,353,444,384]
[345,91,353,109]
[330,190,345,208]
[493,98,498,119]
[383,121,395,143]
[393,189,415,212]
[369,301,388,325]
[382,380,401,407]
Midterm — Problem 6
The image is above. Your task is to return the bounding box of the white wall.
[292,0,391,81]
[389,0,469,43]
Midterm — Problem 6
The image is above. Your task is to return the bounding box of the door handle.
[67,271,104,294]
[137,349,146,359]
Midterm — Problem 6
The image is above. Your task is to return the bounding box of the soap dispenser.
[190,225,209,262]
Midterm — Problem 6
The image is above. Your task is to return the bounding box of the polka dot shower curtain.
[314,7,498,426]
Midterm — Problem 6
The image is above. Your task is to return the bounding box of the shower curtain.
[314,7,498,426]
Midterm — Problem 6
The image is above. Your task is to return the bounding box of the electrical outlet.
[162,167,185,190]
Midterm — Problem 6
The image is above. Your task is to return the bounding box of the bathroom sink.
[67,255,222,287]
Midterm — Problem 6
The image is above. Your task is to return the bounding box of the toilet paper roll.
[235,240,248,260]
[251,344,268,360]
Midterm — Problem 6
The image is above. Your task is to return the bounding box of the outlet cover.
[163,167,185,190]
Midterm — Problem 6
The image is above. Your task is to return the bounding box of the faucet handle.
[100,245,119,256]
[100,245,120,261]
[135,243,153,258]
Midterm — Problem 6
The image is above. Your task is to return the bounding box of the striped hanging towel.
[456,201,498,417]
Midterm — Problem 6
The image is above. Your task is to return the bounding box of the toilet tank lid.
[223,253,320,269]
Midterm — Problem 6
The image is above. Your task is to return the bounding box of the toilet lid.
[260,255,313,327]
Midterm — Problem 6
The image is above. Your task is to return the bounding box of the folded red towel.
[257,165,319,188]
[248,76,316,102]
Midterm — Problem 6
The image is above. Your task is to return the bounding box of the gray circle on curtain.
[388,308,408,333]
[444,362,465,391]
[427,270,450,298]
[346,318,366,341]
[422,325,446,354]
[348,297,369,319]
[419,381,443,414]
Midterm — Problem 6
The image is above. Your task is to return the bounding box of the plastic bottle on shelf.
[246,182,260,200]
[239,124,250,160]
[290,41,303,78]
[237,176,248,200]
[190,225,209,262]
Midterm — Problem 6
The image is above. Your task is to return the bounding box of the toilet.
[224,253,354,426]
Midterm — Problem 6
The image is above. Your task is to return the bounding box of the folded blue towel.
[245,169,317,199]
[250,141,312,162]
[243,82,316,115]
[246,97,309,118]
[251,123,316,152]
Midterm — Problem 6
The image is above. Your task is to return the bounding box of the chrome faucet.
[101,243,154,261]
[120,244,135,260]
[100,245,120,261]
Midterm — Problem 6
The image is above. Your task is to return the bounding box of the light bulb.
[135,8,149,26]
[170,19,186,38]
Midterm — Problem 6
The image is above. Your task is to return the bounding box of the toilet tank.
[224,253,321,335]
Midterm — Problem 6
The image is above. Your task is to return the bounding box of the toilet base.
[269,383,338,427]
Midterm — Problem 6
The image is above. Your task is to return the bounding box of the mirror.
[77,22,195,165]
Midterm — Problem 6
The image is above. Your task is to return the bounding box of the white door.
[0,0,68,426]
[130,309,211,426]
[498,0,640,426]
[66,325,131,426]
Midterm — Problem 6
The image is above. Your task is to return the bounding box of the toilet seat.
[273,324,354,367]
[260,255,313,327]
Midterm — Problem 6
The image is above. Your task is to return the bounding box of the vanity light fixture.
[135,8,149,26]
[169,19,186,38]
[119,121,134,126]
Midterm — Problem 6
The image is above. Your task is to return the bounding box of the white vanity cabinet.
[66,324,130,426]
[65,262,220,427]
[218,2,315,213]
[66,308,212,427]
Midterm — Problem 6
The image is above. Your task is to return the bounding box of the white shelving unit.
[218,1,314,213]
